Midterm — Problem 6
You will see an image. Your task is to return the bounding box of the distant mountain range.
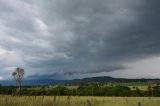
[70,76,160,83]
[0,76,160,86]
[0,79,68,86]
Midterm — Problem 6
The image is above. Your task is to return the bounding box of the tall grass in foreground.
[0,96,160,106]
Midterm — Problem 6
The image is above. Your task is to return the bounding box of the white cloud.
[0,76,4,80]
[109,56,160,78]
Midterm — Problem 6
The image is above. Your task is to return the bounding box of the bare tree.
[12,67,25,89]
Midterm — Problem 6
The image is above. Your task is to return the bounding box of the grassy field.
[0,95,160,106]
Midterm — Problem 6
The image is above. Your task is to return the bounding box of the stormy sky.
[0,0,160,80]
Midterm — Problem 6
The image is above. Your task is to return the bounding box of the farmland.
[0,81,160,105]
[1,81,160,97]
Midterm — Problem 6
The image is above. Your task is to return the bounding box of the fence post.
[67,96,71,106]
[53,96,56,106]
[5,96,8,106]
[85,100,92,106]
[136,102,141,106]
[41,96,44,106]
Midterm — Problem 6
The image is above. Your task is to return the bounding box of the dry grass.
[0,95,160,106]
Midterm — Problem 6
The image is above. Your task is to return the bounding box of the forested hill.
[70,76,160,83]
[0,76,160,86]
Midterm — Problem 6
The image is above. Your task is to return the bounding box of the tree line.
[0,84,160,97]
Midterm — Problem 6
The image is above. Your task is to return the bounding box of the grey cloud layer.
[0,0,160,79]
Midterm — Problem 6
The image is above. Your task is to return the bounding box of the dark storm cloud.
[63,65,126,75]
[28,65,126,80]
[27,72,65,80]
[0,0,160,79]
